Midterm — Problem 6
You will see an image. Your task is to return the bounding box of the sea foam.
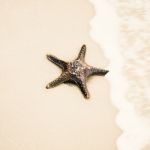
[89,0,150,149]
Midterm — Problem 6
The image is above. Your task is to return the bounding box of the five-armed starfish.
[46,45,109,99]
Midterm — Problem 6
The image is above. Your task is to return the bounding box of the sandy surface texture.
[0,0,120,150]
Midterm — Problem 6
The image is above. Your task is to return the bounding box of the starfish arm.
[47,54,67,69]
[46,72,70,89]
[76,44,86,60]
[76,79,90,99]
[88,67,109,76]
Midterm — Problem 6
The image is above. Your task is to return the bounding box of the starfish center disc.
[68,60,84,76]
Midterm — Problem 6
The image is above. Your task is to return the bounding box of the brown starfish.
[46,45,109,99]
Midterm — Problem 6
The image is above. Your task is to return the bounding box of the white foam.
[89,0,150,149]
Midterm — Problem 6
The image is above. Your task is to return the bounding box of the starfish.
[46,45,109,99]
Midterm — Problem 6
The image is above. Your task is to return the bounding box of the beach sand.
[0,0,121,149]
[143,145,150,150]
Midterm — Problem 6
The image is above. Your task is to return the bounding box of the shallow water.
[90,0,150,150]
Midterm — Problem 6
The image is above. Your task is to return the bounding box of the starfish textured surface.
[46,45,109,99]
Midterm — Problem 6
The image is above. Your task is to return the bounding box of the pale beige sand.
[0,0,121,150]
[143,145,150,150]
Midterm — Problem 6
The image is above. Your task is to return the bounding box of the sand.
[0,0,120,150]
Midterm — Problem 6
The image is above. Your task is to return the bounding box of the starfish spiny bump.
[46,45,109,99]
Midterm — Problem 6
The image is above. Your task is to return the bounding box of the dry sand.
[0,0,121,150]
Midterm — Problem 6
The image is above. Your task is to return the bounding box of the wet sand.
[0,0,120,150]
